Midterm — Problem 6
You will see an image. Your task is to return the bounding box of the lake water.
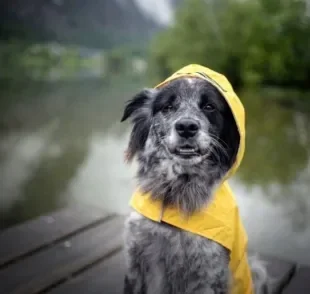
[0,78,310,266]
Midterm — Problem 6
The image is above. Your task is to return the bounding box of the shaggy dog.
[121,77,268,294]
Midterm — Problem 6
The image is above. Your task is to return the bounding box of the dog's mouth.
[174,144,201,159]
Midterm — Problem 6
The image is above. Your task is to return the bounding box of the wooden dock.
[0,205,309,294]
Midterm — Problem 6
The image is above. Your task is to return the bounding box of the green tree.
[149,0,310,88]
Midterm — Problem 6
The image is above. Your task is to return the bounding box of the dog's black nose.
[175,119,200,138]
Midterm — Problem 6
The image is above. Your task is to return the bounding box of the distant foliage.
[149,0,310,89]
[0,40,148,82]
[104,45,147,76]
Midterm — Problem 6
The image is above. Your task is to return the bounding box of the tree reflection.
[237,88,310,187]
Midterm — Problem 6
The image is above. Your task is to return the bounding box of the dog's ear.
[121,89,155,122]
[219,112,240,170]
[121,89,157,163]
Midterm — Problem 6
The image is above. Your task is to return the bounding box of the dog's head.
[121,77,240,213]
[121,77,239,169]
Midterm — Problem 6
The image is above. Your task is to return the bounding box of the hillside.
[0,0,180,48]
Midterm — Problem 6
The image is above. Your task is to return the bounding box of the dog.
[121,70,269,293]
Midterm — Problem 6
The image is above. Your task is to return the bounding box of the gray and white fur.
[121,78,269,294]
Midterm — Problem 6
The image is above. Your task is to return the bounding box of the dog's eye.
[162,104,173,114]
[203,104,215,112]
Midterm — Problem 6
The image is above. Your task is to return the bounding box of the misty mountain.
[0,0,181,49]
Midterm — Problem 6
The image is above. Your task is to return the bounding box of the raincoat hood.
[129,64,253,294]
[153,64,245,180]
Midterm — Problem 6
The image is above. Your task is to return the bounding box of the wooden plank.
[282,266,310,294]
[48,250,126,294]
[0,205,109,267]
[48,252,299,294]
[48,252,301,294]
[0,215,125,294]
[259,255,296,294]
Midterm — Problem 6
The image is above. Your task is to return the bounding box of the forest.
[149,0,310,90]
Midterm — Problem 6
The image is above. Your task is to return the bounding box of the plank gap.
[0,212,114,270]
[39,247,123,294]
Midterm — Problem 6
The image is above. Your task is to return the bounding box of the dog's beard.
[136,128,226,215]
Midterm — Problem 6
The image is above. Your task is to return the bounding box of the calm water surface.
[0,79,310,266]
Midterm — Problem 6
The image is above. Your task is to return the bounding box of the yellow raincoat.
[129,64,253,294]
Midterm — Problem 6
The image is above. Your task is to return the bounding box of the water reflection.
[0,122,59,212]
[0,81,309,265]
[238,88,310,187]
[65,131,137,213]
[230,179,310,265]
